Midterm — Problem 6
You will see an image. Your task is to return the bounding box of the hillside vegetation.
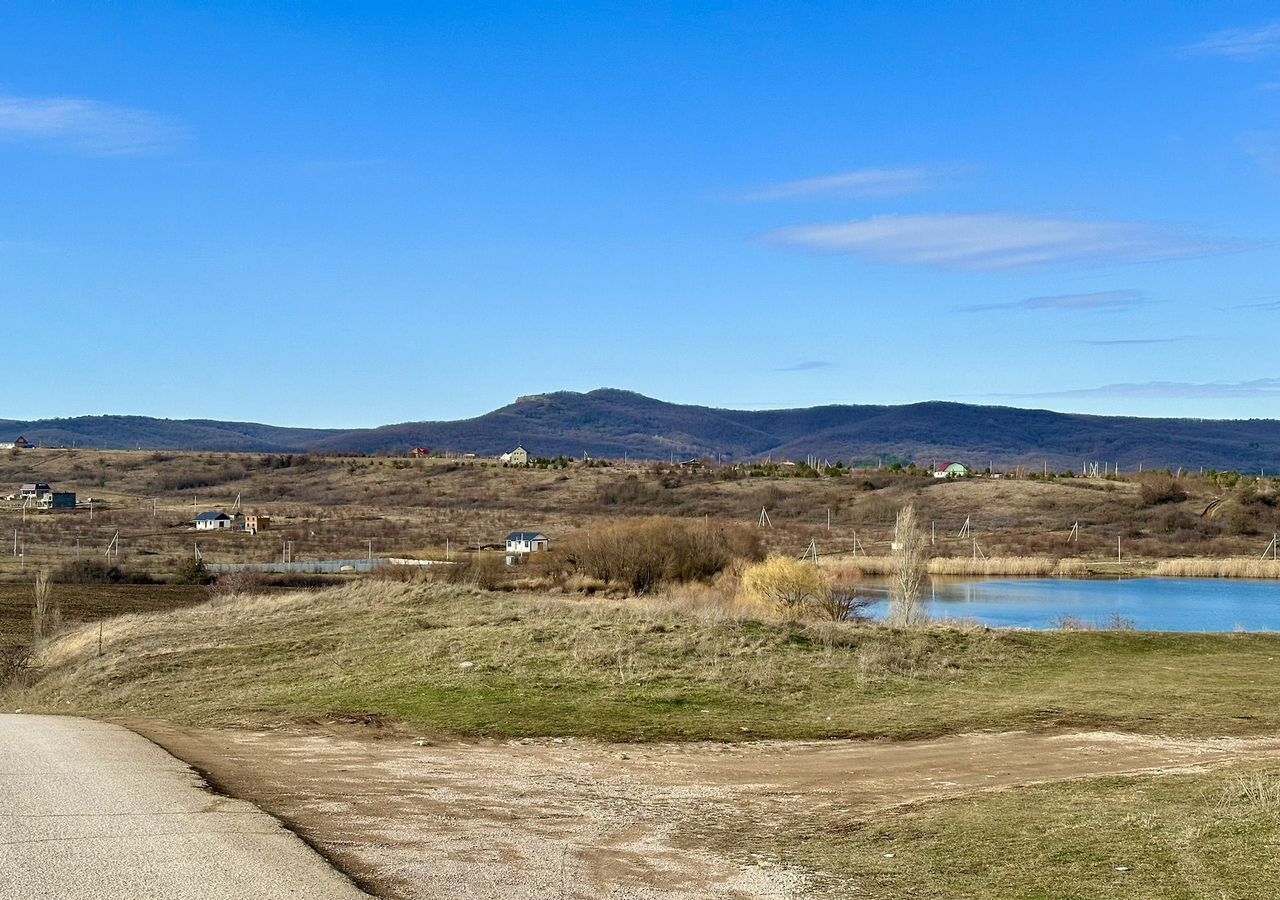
[4,450,1280,582]
[11,582,1280,741]
[8,389,1280,469]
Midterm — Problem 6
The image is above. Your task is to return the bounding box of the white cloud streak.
[0,94,183,156]
[966,289,1145,312]
[773,360,835,372]
[990,378,1280,401]
[766,213,1245,271]
[1183,21,1280,59]
[745,166,949,201]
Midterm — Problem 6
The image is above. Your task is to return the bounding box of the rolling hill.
[5,390,1280,472]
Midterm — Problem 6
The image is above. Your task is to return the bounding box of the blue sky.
[3,2,1280,427]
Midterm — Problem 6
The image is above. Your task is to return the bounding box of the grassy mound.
[9,581,1280,741]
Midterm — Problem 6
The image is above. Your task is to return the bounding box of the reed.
[1153,558,1280,579]
[826,555,1063,578]
[928,557,1057,577]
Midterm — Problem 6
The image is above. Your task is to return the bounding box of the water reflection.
[860,577,1280,632]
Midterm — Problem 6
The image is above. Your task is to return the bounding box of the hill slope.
[5,390,1280,470]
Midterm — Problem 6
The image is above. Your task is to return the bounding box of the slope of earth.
[134,722,1280,900]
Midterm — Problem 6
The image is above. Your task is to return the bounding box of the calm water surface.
[862,578,1280,632]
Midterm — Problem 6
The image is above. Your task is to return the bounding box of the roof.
[938,461,967,470]
[195,511,232,521]
[506,531,548,542]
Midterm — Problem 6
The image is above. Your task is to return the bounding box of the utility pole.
[367,539,373,563]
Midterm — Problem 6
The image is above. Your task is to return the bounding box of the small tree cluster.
[560,517,763,594]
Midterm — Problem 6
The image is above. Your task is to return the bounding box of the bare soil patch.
[128,722,1280,899]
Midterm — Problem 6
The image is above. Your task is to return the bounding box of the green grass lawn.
[711,764,1280,899]
[8,580,1280,742]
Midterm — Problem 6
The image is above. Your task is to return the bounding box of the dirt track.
[130,722,1280,899]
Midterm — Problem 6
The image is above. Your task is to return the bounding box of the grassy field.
[702,763,1280,899]
[11,580,1280,741]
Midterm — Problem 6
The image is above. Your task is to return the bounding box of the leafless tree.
[890,504,929,627]
[32,568,58,641]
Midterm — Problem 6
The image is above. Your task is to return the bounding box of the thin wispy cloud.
[766,213,1244,272]
[1077,336,1188,346]
[966,289,1145,313]
[1183,21,1280,59]
[773,360,835,372]
[745,166,950,201]
[0,93,183,156]
[1230,298,1280,311]
[988,377,1280,401]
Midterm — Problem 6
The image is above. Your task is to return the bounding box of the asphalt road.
[0,715,370,899]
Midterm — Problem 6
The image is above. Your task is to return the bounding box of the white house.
[934,462,970,479]
[505,531,549,554]
[500,446,529,465]
[195,511,234,531]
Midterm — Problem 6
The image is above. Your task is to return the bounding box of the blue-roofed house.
[505,531,549,554]
[195,511,234,531]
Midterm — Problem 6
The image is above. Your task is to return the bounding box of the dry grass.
[1153,558,1280,578]
[928,556,1057,577]
[823,555,1079,578]
[4,448,1280,585]
[13,580,1280,743]
[1216,771,1280,817]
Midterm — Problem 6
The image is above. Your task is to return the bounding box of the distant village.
[3,434,988,572]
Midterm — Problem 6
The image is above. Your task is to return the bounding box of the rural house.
[934,462,970,478]
[500,446,529,465]
[243,514,270,535]
[20,483,52,499]
[36,492,77,510]
[505,531,549,554]
[195,511,234,531]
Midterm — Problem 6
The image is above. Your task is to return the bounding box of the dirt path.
[129,722,1280,900]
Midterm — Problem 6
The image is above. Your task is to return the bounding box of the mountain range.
[5,389,1280,472]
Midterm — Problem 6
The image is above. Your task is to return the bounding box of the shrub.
[1139,475,1187,506]
[560,517,762,594]
[739,556,837,621]
[54,559,151,585]
[174,557,214,586]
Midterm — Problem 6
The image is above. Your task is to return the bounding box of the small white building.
[500,446,529,465]
[934,461,970,479]
[505,531,549,554]
[195,511,234,531]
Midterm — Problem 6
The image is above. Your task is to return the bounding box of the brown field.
[0,582,206,650]
[0,449,1277,584]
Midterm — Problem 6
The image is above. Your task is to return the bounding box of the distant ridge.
[5,389,1280,471]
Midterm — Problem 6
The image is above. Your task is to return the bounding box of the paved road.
[0,715,369,899]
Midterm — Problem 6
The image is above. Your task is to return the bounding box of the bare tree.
[32,568,58,641]
[890,505,929,627]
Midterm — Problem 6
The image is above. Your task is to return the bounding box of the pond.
[860,577,1280,632]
